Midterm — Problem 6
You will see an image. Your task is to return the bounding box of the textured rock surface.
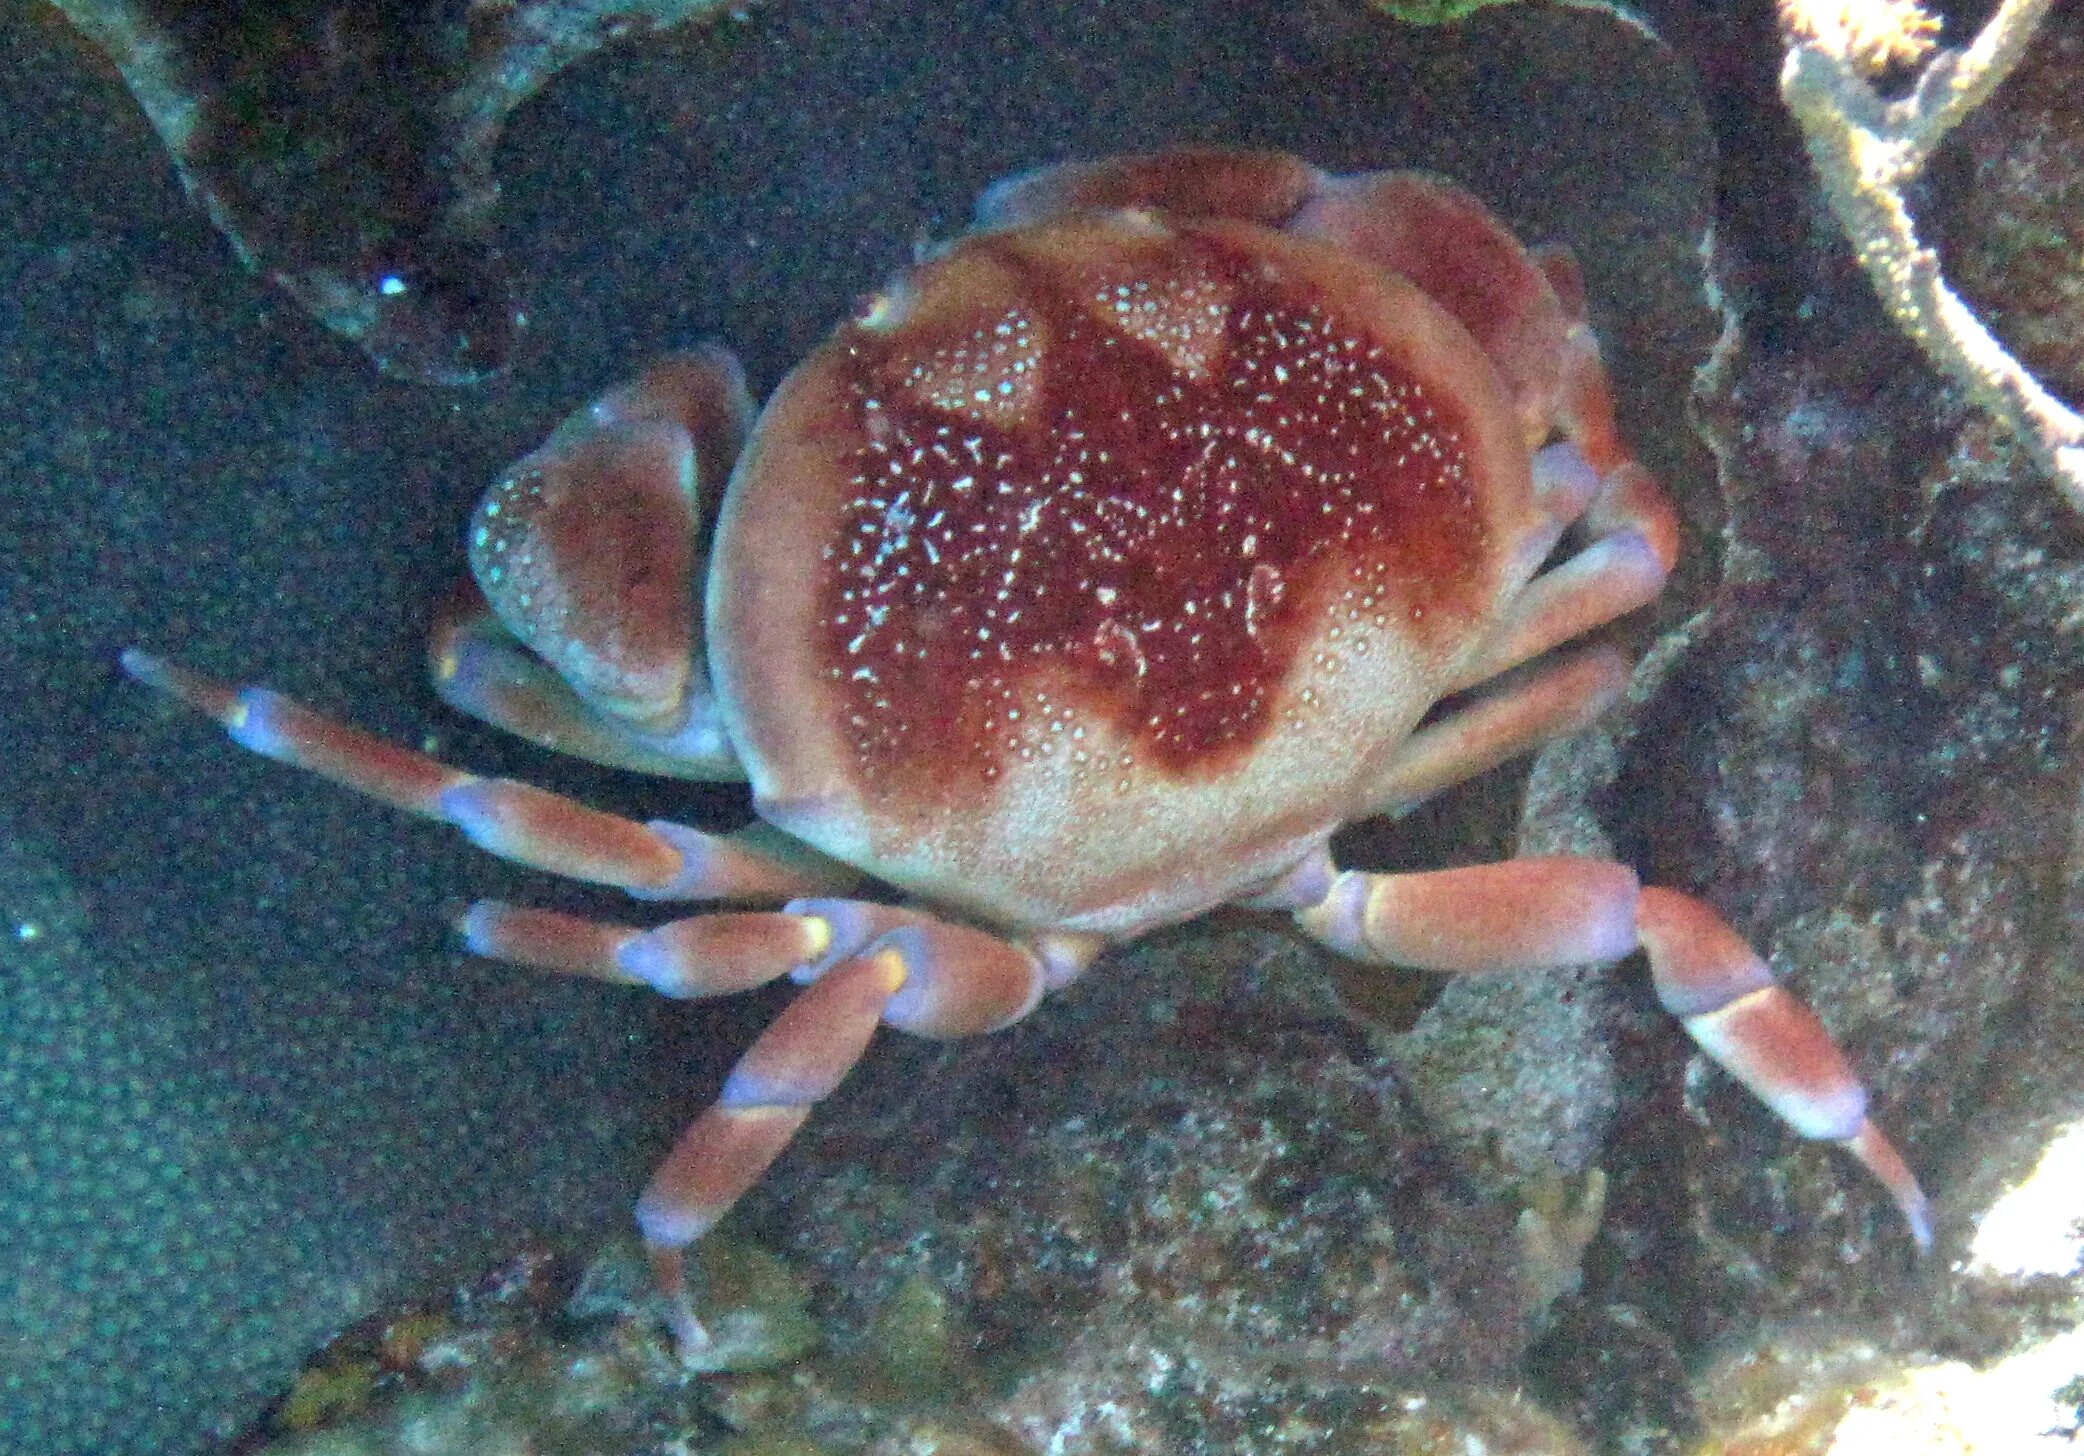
[1514,6,2084,1449]
[46,0,746,383]
[755,926,1535,1452]
[1942,11,2084,407]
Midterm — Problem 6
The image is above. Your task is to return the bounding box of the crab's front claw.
[463,347,753,742]
[430,581,742,779]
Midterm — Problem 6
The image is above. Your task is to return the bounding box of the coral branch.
[1778,0,2084,511]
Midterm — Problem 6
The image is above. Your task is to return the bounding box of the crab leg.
[456,901,835,997]
[119,651,859,901]
[631,912,1071,1353]
[640,941,905,1353]
[1292,860,1932,1248]
[973,147,1323,230]
[458,892,1098,1015]
[1540,259,1630,481]
[1450,444,1679,696]
[1532,260,1684,567]
[1365,646,1630,817]
[443,888,1092,1353]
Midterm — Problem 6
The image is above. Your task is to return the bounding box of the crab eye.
[355,240,526,386]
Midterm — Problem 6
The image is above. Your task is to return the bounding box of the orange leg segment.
[1452,439,1678,696]
[620,911,1067,1355]
[637,943,903,1352]
[121,650,858,901]
[1292,858,1932,1250]
[456,901,833,998]
[1364,646,1630,818]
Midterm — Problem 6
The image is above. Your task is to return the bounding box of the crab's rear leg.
[1290,859,1931,1248]
[118,645,1096,1352]
[119,652,859,901]
[1287,164,1683,689]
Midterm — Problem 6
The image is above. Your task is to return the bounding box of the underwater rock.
[747,925,1536,1447]
[1606,113,2084,1344]
[1493,4,2084,1447]
[1941,10,2084,417]
[46,0,746,383]
[1689,1309,2084,1454]
[235,1222,1601,1455]
[0,826,315,1449]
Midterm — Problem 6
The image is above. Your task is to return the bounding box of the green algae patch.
[857,1275,968,1399]
[716,1435,834,1456]
[1366,0,1526,24]
[275,1360,381,1432]
[682,1235,823,1374]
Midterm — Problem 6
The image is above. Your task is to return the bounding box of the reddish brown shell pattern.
[709,209,1543,935]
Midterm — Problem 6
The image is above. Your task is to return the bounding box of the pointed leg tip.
[1530,440,1602,520]
[118,645,190,699]
[1841,1119,1934,1254]
[118,645,162,683]
[118,648,243,722]
[1892,1168,1936,1255]
[666,1303,715,1362]
[644,1239,716,1362]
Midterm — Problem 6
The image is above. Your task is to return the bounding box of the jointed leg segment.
[611,910,1067,1352]
[1292,859,1931,1248]
[120,650,857,901]
[122,648,1099,1353]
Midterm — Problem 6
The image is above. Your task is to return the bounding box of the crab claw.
[467,347,752,736]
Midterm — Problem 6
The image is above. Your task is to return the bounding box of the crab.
[125,147,1930,1355]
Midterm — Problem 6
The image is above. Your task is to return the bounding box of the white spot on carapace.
[1091,618,1148,679]
[898,307,1043,426]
